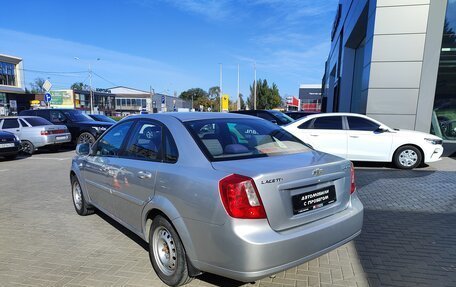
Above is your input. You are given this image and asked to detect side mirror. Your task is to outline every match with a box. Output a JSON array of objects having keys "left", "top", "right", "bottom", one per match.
[
  {"left": 75, "top": 143, "right": 90, "bottom": 156},
  {"left": 374, "top": 125, "right": 389, "bottom": 133}
]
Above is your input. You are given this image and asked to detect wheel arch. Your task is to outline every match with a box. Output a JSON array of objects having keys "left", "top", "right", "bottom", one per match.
[{"left": 392, "top": 143, "right": 425, "bottom": 164}]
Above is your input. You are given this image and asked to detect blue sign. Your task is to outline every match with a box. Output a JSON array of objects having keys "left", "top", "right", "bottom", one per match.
[
  {"left": 44, "top": 93, "right": 52, "bottom": 103},
  {"left": 161, "top": 95, "right": 165, "bottom": 104}
]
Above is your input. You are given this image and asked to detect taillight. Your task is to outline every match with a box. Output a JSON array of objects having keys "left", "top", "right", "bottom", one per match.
[
  {"left": 41, "top": 129, "right": 66, "bottom": 135},
  {"left": 350, "top": 162, "right": 356, "bottom": 194},
  {"left": 219, "top": 174, "right": 267, "bottom": 219}
]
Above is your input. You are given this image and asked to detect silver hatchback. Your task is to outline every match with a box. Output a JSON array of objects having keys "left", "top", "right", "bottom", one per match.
[{"left": 70, "top": 113, "right": 363, "bottom": 286}]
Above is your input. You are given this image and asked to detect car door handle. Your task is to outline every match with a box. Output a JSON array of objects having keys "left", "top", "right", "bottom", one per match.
[
  {"left": 310, "top": 134, "right": 319, "bottom": 137},
  {"left": 137, "top": 171, "right": 152, "bottom": 179},
  {"left": 349, "top": 135, "right": 359, "bottom": 138}
]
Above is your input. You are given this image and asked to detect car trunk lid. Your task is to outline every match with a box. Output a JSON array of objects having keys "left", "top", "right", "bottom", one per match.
[{"left": 211, "top": 151, "right": 353, "bottom": 231}]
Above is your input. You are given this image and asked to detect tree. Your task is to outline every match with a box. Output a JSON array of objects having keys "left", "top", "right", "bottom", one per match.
[
  {"left": 208, "top": 86, "right": 220, "bottom": 99},
  {"left": 248, "top": 79, "right": 282, "bottom": 110},
  {"left": 71, "top": 82, "right": 90, "bottom": 91},
  {"left": 29, "top": 77, "right": 46, "bottom": 93},
  {"left": 239, "top": 93, "right": 246, "bottom": 110},
  {"left": 179, "top": 88, "right": 210, "bottom": 110}
]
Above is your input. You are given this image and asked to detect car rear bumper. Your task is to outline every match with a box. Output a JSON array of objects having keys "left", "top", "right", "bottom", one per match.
[
  {"left": 182, "top": 193, "right": 364, "bottom": 282},
  {"left": 38, "top": 133, "right": 72, "bottom": 147}
]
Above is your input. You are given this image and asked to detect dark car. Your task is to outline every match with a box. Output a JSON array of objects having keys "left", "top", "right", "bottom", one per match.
[
  {"left": 231, "top": 110, "right": 294, "bottom": 126},
  {"left": 88, "top": 114, "right": 117, "bottom": 123},
  {"left": 19, "top": 109, "right": 113, "bottom": 144},
  {"left": 285, "top": 111, "right": 320, "bottom": 120},
  {"left": 0, "top": 130, "right": 21, "bottom": 160}
]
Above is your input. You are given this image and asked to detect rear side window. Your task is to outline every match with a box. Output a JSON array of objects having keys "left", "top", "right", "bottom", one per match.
[
  {"left": 347, "top": 116, "right": 380, "bottom": 131},
  {"left": 311, "top": 116, "right": 343, "bottom": 130},
  {"left": 19, "top": 119, "right": 29, "bottom": 127},
  {"left": 94, "top": 121, "right": 133, "bottom": 157},
  {"left": 298, "top": 120, "right": 313, "bottom": 129},
  {"left": 124, "top": 121, "right": 162, "bottom": 161},
  {"left": 24, "top": 117, "right": 53, "bottom": 127},
  {"left": 2, "top": 119, "right": 19, "bottom": 129},
  {"left": 164, "top": 130, "right": 178, "bottom": 163}
]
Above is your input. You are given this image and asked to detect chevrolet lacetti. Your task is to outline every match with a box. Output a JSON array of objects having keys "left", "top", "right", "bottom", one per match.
[{"left": 70, "top": 113, "right": 363, "bottom": 286}]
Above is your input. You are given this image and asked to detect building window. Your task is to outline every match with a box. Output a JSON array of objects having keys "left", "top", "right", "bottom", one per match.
[
  {"left": 0, "top": 62, "right": 16, "bottom": 86},
  {"left": 431, "top": 1, "right": 456, "bottom": 141}
]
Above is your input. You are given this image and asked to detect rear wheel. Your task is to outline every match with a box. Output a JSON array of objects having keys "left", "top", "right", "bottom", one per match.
[
  {"left": 149, "top": 215, "right": 192, "bottom": 286},
  {"left": 21, "top": 140, "right": 35, "bottom": 155},
  {"left": 71, "top": 175, "right": 94, "bottom": 216},
  {"left": 393, "top": 145, "right": 422, "bottom": 169},
  {"left": 77, "top": 132, "right": 96, "bottom": 145}
]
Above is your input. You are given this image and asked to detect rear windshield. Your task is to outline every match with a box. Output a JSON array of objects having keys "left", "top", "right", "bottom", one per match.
[
  {"left": 24, "top": 117, "right": 52, "bottom": 126},
  {"left": 184, "top": 118, "right": 311, "bottom": 161},
  {"left": 63, "top": 110, "right": 93, "bottom": 122},
  {"left": 269, "top": 110, "right": 294, "bottom": 125}
]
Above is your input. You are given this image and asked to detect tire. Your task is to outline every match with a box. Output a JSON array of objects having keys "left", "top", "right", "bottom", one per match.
[
  {"left": 71, "top": 175, "right": 94, "bottom": 216},
  {"left": 393, "top": 145, "right": 422, "bottom": 170},
  {"left": 21, "top": 140, "right": 35, "bottom": 155},
  {"left": 77, "top": 132, "right": 96, "bottom": 145},
  {"left": 149, "top": 215, "right": 192, "bottom": 286}
]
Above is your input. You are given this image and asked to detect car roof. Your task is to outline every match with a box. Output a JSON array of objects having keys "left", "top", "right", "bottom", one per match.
[{"left": 126, "top": 112, "right": 258, "bottom": 122}]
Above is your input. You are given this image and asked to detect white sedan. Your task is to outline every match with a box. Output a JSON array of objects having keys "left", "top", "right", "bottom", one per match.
[{"left": 284, "top": 113, "right": 444, "bottom": 169}]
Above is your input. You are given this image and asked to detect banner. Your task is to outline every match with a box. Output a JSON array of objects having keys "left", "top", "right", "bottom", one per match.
[{"left": 50, "top": 90, "right": 75, "bottom": 109}]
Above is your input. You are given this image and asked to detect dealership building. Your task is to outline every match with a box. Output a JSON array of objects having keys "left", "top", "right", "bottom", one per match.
[{"left": 322, "top": 0, "right": 456, "bottom": 155}]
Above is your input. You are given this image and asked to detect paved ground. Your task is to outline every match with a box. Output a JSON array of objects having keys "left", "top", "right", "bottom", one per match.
[{"left": 0, "top": 150, "right": 455, "bottom": 287}]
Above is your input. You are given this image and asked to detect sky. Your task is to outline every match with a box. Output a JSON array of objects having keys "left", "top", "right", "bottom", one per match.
[{"left": 0, "top": 0, "right": 338, "bottom": 99}]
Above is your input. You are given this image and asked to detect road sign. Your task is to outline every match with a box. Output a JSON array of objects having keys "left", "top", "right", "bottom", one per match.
[
  {"left": 161, "top": 95, "right": 166, "bottom": 104},
  {"left": 44, "top": 93, "right": 52, "bottom": 103},
  {"left": 42, "top": 80, "right": 52, "bottom": 92}
]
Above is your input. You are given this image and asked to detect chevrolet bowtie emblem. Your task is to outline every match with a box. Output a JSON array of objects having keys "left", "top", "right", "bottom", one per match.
[{"left": 312, "top": 168, "right": 324, "bottom": 176}]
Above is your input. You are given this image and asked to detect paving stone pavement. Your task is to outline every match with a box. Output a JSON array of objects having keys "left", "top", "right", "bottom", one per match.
[{"left": 0, "top": 151, "right": 454, "bottom": 287}]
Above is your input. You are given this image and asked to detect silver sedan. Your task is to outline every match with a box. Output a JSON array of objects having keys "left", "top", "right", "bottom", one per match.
[
  {"left": 0, "top": 116, "right": 71, "bottom": 154},
  {"left": 70, "top": 112, "right": 363, "bottom": 286}
]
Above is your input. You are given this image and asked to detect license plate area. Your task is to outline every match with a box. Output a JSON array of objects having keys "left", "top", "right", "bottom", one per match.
[
  {"left": 292, "top": 186, "right": 336, "bottom": 215},
  {"left": 0, "top": 143, "right": 15, "bottom": 148},
  {"left": 55, "top": 136, "right": 68, "bottom": 140}
]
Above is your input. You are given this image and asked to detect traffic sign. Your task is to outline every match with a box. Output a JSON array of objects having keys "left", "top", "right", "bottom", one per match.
[
  {"left": 161, "top": 95, "right": 166, "bottom": 104},
  {"left": 44, "top": 93, "right": 52, "bottom": 103},
  {"left": 42, "top": 80, "right": 52, "bottom": 92}
]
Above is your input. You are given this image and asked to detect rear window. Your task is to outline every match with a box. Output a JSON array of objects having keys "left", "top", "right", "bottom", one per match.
[
  {"left": 184, "top": 118, "right": 311, "bottom": 161},
  {"left": 23, "top": 117, "right": 52, "bottom": 126}
]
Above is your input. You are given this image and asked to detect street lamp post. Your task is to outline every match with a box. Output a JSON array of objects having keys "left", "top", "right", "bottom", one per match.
[{"left": 74, "top": 57, "right": 100, "bottom": 114}]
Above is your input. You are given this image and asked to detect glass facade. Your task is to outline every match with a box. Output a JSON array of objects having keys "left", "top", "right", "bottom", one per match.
[
  {"left": 431, "top": 1, "right": 456, "bottom": 141},
  {"left": 0, "top": 61, "right": 16, "bottom": 86}
]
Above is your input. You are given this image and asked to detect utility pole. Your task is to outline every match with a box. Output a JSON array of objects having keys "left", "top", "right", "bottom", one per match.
[
  {"left": 150, "top": 85, "right": 154, "bottom": 113},
  {"left": 254, "top": 62, "right": 257, "bottom": 110},
  {"left": 237, "top": 64, "right": 240, "bottom": 110},
  {"left": 89, "top": 63, "right": 93, "bottom": 114},
  {"left": 219, "top": 63, "right": 223, "bottom": 112}
]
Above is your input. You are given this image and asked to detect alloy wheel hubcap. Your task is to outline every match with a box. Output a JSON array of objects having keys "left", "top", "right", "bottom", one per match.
[
  {"left": 78, "top": 134, "right": 94, "bottom": 144},
  {"left": 153, "top": 226, "right": 177, "bottom": 276},
  {"left": 72, "top": 182, "right": 83, "bottom": 210},
  {"left": 22, "top": 142, "right": 31, "bottom": 153},
  {"left": 399, "top": 150, "right": 418, "bottom": 167}
]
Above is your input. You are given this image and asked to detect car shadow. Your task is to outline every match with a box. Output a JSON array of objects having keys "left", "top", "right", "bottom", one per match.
[
  {"left": 95, "top": 209, "right": 249, "bottom": 286},
  {"left": 353, "top": 161, "right": 430, "bottom": 170}
]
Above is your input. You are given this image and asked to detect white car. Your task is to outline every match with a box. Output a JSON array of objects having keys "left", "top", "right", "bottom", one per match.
[{"left": 284, "top": 113, "right": 444, "bottom": 169}]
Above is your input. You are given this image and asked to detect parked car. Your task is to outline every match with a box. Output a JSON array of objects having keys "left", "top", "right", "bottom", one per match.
[
  {"left": 0, "top": 116, "right": 72, "bottom": 154},
  {"left": 231, "top": 110, "right": 294, "bottom": 125},
  {"left": 71, "top": 112, "right": 363, "bottom": 286},
  {"left": 19, "top": 109, "right": 113, "bottom": 145},
  {"left": 285, "top": 111, "right": 320, "bottom": 120},
  {"left": 88, "top": 114, "right": 117, "bottom": 123},
  {"left": 0, "top": 130, "right": 21, "bottom": 160},
  {"left": 284, "top": 113, "right": 444, "bottom": 169}
]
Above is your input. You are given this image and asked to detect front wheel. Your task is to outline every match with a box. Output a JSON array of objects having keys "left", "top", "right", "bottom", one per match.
[
  {"left": 393, "top": 145, "right": 422, "bottom": 169},
  {"left": 149, "top": 215, "right": 192, "bottom": 286},
  {"left": 77, "top": 132, "right": 96, "bottom": 145},
  {"left": 71, "top": 176, "right": 94, "bottom": 216}
]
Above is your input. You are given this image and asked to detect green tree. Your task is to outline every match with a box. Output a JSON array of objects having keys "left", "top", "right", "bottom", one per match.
[
  {"left": 29, "top": 77, "right": 46, "bottom": 93},
  {"left": 179, "top": 88, "right": 210, "bottom": 110},
  {"left": 248, "top": 79, "right": 282, "bottom": 110},
  {"left": 71, "top": 82, "right": 90, "bottom": 90},
  {"left": 239, "top": 93, "right": 246, "bottom": 110}
]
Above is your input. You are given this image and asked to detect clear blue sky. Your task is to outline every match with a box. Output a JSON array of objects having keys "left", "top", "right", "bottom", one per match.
[{"left": 0, "top": 0, "right": 338, "bottom": 99}]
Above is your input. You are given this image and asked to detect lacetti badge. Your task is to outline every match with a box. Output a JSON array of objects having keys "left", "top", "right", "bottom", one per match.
[
  {"left": 312, "top": 168, "right": 324, "bottom": 176},
  {"left": 261, "top": 178, "right": 283, "bottom": 184}
]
